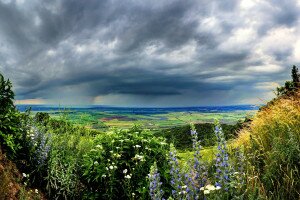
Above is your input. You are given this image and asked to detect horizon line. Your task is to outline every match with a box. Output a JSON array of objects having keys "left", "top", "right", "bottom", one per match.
[{"left": 15, "top": 103, "right": 261, "bottom": 109}]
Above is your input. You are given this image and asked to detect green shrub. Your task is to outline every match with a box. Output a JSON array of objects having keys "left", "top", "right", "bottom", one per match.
[
  {"left": 81, "top": 126, "right": 170, "bottom": 199},
  {"left": 0, "top": 73, "right": 30, "bottom": 159},
  {"left": 44, "top": 120, "right": 90, "bottom": 199},
  {"left": 34, "top": 112, "right": 50, "bottom": 125},
  {"left": 29, "top": 116, "right": 170, "bottom": 200}
]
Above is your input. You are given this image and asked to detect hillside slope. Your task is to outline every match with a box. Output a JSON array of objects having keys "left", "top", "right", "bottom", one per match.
[
  {"left": 234, "top": 90, "right": 300, "bottom": 199},
  {"left": 0, "top": 146, "right": 21, "bottom": 200},
  {"left": 0, "top": 146, "right": 45, "bottom": 200}
]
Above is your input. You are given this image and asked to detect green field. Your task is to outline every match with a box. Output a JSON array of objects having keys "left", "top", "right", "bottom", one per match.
[{"left": 45, "top": 110, "right": 255, "bottom": 130}]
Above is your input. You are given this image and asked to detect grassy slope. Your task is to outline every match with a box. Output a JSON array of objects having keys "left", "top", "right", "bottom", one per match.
[
  {"left": 234, "top": 90, "right": 300, "bottom": 199},
  {"left": 234, "top": 91, "right": 300, "bottom": 148}
]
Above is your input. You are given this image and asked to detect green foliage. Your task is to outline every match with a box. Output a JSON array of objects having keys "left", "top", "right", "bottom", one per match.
[
  {"left": 23, "top": 115, "right": 170, "bottom": 199},
  {"left": 0, "top": 73, "right": 15, "bottom": 113},
  {"left": 292, "top": 65, "right": 300, "bottom": 84},
  {"left": 239, "top": 89, "right": 300, "bottom": 199},
  {"left": 0, "top": 72, "right": 29, "bottom": 158},
  {"left": 276, "top": 65, "right": 300, "bottom": 96},
  {"left": 155, "top": 123, "right": 241, "bottom": 150},
  {"left": 34, "top": 112, "right": 50, "bottom": 125},
  {"left": 249, "top": 127, "right": 300, "bottom": 199},
  {"left": 46, "top": 135, "right": 82, "bottom": 199},
  {"left": 81, "top": 126, "right": 170, "bottom": 199},
  {"left": 43, "top": 118, "right": 92, "bottom": 199}
]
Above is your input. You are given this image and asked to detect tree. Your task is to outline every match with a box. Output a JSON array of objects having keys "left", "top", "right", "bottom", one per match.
[
  {"left": 0, "top": 72, "right": 23, "bottom": 157},
  {"left": 276, "top": 65, "right": 300, "bottom": 96},
  {"left": 0, "top": 73, "right": 15, "bottom": 113},
  {"left": 291, "top": 65, "right": 299, "bottom": 88}
]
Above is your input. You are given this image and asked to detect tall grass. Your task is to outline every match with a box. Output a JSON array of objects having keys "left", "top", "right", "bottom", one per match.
[{"left": 234, "top": 91, "right": 300, "bottom": 199}]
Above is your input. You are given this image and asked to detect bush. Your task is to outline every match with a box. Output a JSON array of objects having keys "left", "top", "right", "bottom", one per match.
[
  {"left": 81, "top": 126, "right": 170, "bottom": 199},
  {"left": 0, "top": 73, "right": 29, "bottom": 159},
  {"left": 25, "top": 115, "right": 171, "bottom": 199}
]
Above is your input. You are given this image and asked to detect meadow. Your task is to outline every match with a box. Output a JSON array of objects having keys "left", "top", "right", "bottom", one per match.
[
  {"left": 17, "top": 105, "right": 256, "bottom": 130},
  {"left": 63, "top": 111, "right": 253, "bottom": 130}
]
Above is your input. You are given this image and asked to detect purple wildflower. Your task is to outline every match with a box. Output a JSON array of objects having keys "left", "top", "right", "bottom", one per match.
[
  {"left": 214, "top": 121, "right": 231, "bottom": 191},
  {"left": 149, "top": 162, "right": 164, "bottom": 200},
  {"left": 169, "top": 144, "right": 184, "bottom": 199}
]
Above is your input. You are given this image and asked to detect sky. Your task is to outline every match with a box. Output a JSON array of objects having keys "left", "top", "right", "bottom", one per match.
[{"left": 0, "top": 0, "right": 300, "bottom": 107}]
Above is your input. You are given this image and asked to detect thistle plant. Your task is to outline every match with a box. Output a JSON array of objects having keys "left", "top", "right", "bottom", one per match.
[
  {"left": 28, "top": 126, "right": 51, "bottom": 167},
  {"left": 169, "top": 144, "right": 184, "bottom": 199},
  {"left": 191, "top": 125, "right": 207, "bottom": 196},
  {"left": 183, "top": 169, "right": 196, "bottom": 200},
  {"left": 231, "top": 147, "right": 246, "bottom": 198},
  {"left": 149, "top": 162, "right": 164, "bottom": 200},
  {"left": 214, "top": 121, "right": 231, "bottom": 192}
]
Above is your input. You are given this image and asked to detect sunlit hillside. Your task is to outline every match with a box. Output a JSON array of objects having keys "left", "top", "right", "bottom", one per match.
[{"left": 234, "top": 89, "right": 300, "bottom": 199}]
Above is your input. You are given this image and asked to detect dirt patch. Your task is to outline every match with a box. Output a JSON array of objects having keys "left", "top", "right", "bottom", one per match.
[
  {"left": 0, "top": 146, "right": 46, "bottom": 200},
  {"left": 0, "top": 147, "right": 21, "bottom": 200}
]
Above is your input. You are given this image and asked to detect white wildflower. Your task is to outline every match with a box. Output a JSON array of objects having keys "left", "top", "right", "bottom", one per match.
[
  {"left": 206, "top": 184, "right": 216, "bottom": 191},
  {"left": 125, "top": 174, "right": 131, "bottom": 179},
  {"left": 114, "top": 153, "right": 121, "bottom": 158}
]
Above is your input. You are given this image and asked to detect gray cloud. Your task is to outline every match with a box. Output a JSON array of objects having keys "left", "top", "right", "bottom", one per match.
[{"left": 0, "top": 0, "right": 299, "bottom": 106}]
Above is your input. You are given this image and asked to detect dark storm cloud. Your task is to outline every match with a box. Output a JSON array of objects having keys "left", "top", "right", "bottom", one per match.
[
  {"left": 0, "top": 0, "right": 299, "bottom": 106},
  {"left": 271, "top": 0, "right": 299, "bottom": 27}
]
